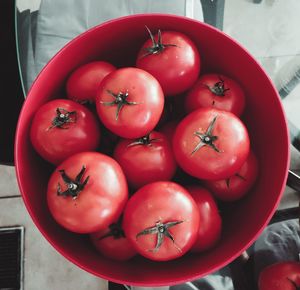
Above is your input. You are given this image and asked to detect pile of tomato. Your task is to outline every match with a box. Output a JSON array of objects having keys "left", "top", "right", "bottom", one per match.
[{"left": 30, "top": 27, "right": 259, "bottom": 262}]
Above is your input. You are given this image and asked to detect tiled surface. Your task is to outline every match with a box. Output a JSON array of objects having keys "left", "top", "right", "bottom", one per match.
[
  {"left": 0, "top": 166, "right": 20, "bottom": 197},
  {"left": 0, "top": 165, "right": 107, "bottom": 290}
]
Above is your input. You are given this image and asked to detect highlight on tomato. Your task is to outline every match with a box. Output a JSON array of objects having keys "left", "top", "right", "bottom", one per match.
[
  {"left": 173, "top": 107, "right": 250, "bottom": 180},
  {"left": 185, "top": 73, "right": 245, "bottom": 116},
  {"left": 30, "top": 99, "right": 101, "bottom": 165},
  {"left": 66, "top": 61, "right": 116, "bottom": 103},
  {"left": 47, "top": 152, "right": 128, "bottom": 234},
  {"left": 90, "top": 220, "right": 136, "bottom": 261},
  {"left": 258, "top": 261, "right": 300, "bottom": 290},
  {"left": 136, "top": 27, "right": 200, "bottom": 96},
  {"left": 122, "top": 181, "right": 200, "bottom": 261},
  {"left": 205, "top": 150, "right": 258, "bottom": 201},
  {"left": 113, "top": 131, "right": 177, "bottom": 189},
  {"left": 96, "top": 67, "right": 164, "bottom": 139},
  {"left": 186, "top": 186, "right": 222, "bottom": 252}
]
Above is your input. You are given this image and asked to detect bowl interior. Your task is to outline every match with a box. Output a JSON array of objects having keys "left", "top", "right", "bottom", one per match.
[{"left": 15, "top": 14, "right": 289, "bottom": 286}]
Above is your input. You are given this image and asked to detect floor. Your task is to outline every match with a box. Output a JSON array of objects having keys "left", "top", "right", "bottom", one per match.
[{"left": 2, "top": 0, "right": 300, "bottom": 290}]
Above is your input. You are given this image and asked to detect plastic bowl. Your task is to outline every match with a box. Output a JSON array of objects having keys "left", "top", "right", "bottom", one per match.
[{"left": 15, "top": 14, "right": 290, "bottom": 286}]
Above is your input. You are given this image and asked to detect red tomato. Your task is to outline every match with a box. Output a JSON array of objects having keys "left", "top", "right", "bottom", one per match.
[
  {"left": 96, "top": 67, "right": 164, "bottom": 138},
  {"left": 186, "top": 186, "right": 222, "bottom": 252},
  {"left": 47, "top": 152, "right": 128, "bottom": 234},
  {"left": 30, "top": 99, "right": 100, "bottom": 165},
  {"left": 136, "top": 28, "right": 200, "bottom": 96},
  {"left": 205, "top": 150, "right": 258, "bottom": 201},
  {"left": 159, "top": 121, "right": 198, "bottom": 187},
  {"left": 173, "top": 108, "right": 250, "bottom": 180},
  {"left": 123, "top": 181, "right": 200, "bottom": 261},
  {"left": 66, "top": 61, "right": 116, "bottom": 103},
  {"left": 90, "top": 222, "right": 136, "bottom": 261},
  {"left": 113, "top": 131, "right": 177, "bottom": 189},
  {"left": 185, "top": 74, "right": 245, "bottom": 116},
  {"left": 258, "top": 261, "right": 300, "bottom": 290}
]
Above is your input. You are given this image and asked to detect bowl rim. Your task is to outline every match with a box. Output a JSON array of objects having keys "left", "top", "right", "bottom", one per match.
[{"left": 14, "top": 13, "right": 290, "bottom": 286}]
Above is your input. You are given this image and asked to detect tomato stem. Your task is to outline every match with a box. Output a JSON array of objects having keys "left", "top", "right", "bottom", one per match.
[
  {"left": 100, "top": 90, "right": 139, "bottom": 120},
  {"left": 226, "top": 173, "right": 247, "bottom": 188},
  {"left": 203, "top": 75, "right": 230, "bottom": 97},
  {"left": 99, "top": 223, "right": 125, "bottom": 240},
  {"left": 236, "top": 173, "right": 247, "bottom": 181},
  {"left": 47, "top": 107, "right": 77, "bottom": 130},
  {"left": 57, "top": 166, "right": 89, "bottom": 199},
  {"left": 127, "top": 133, "right": 161, "bottom": 147},
  {"left": 136, "top": 219, "right": 183, "bottom": 253},
  {"left": 191, "top": 115, "right": 221, "bottom": 155},
  {"left": 140, "top": 26, "right": 177, "bottom": 58}
]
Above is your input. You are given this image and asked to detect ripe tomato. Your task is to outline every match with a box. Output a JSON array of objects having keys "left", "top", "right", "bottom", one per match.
[
  {"left": 258, "top": 261, "right": 300, "bottom": 290},
  {"left": 186, "top": 186, "right": 222, "bottom": 252},
  {"left": 122, "top": 181, "right": 200, "bottom": 261},
  {"left": 66, "top": 61, "right": 116, "bottom": 103},
  {"left": 184, "top": 74, "right": 245, "bottom": 116},
  {"left": 205, "top": 150, "right": 258, "bottom": 201},
  {"left": 96, "top": 67, "right": 164, "bottom": 138},
  {"left": 113, "top": 131, "right": 177, "bottom": 189},
  {"left": 47, "top": 152, "right": 128, "bottom": 234},
  {"left": 173, "top": 108, "right": 250, "bottom": 180},
  {"left": 90, "top": 222, "right": 136, "bottom": 261},
  {"left": 136, "top": 27, "right": 200, "bottom": 96},
  {"left": 30, "top": 99, "right": 100, "bottom": 165}
]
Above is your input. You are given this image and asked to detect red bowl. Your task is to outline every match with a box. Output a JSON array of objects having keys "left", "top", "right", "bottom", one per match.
[{"left": 15, "top": 14, "right": 290, "bottom": 286}]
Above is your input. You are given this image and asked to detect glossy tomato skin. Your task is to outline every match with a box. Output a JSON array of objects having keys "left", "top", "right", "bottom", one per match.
[
  {"left": 66, "top": 61, "right": 116, "bottom": 103},
  {"left": 96, "top": 67, "right": 164, "bottom": 139},
  {"left": 173, "top": 108, "right": 250, "bottom": 180},
  {"left": 136, "top": 30, "right": 200, "bottom": 96},
  {"left": 123, "top": 181, "right": 200, "bottom": 261},
  {"left": 185, "top": 74, "right": 245, "bottom": 116},
  {"left": 113, "top": 131, "right": 177, "bottom": 189},
  {"left": 30, "top": 99, "right": 100, "bottom": 165},
  {"left": 187, "top": 186, "right": 222, "bottom": 252},
  {"left": 258, "top": 261, "right": 300, "bottom": 290},
  {"left": 47, "top": 152, "right": 128, "bottom": 234},
  {"left": 205, "top": 150, "right": 258, "bottom": 201},
  {"left": 90, "top": 225, "right": 136, "bottom": 261}
]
